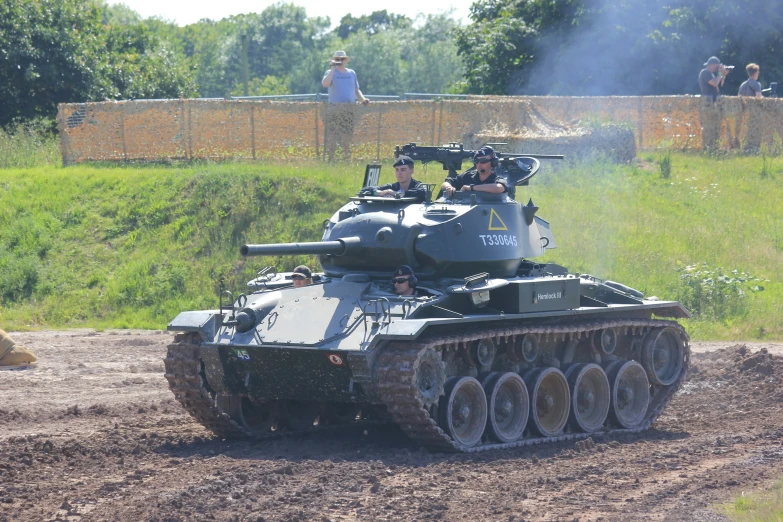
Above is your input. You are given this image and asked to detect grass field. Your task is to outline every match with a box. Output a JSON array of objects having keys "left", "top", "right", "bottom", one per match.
[
  {"left": 1, "top": 146, "right": 782, "bottom": 338},
  {"left": 722, "top": 481, "right": 783, "bottom": 521}
]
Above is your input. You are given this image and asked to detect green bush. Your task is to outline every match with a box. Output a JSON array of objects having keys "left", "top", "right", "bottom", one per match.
[
  {"left": 659, "top": 149, "right": 672, "bottom": 179},
  {"left": 676, "top": 263, "right": 766, "bottom": 321},
  {"left": 0, "top": 254, "right": 40, "bottom": 303}
]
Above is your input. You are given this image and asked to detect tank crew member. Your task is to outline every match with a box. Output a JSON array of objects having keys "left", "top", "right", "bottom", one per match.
[
  {"left": 391, "top": 265, "right": 417, "bottom": 296},
  {"left": 0, "top": 329, "right": 37, "bottom": 368},
  {"left": 440, "top": 145, "right": 508, "bottom": 197},
  {"left": 291, "top": 265, "right": 313, "bottom": 288},
  {"left": 362, "top": 156, "right": 425, "bottom": 198}
]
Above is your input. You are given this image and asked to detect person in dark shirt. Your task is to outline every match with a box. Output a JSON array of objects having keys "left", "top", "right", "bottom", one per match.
[
  {"left": 698, "top": 56, "right": 730, "bottom": 102},
  {"left": 738, "top": 63, "right": 762, "bottom": 98},
  {"left": 440, "top": 145, "right": 508, "bottom": 197},
  {"left": 365, "top": 155, "right": 425, "bottom": 198}
]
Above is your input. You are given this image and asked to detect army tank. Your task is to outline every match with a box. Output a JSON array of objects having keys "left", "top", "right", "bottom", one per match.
[{"left": 164, "top": 142, "right": 690, "bottom": 452}]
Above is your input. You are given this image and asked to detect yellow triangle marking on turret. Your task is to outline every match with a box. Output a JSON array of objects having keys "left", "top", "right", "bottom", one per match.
[{"left": 488, "top": 208, "right": 508, "bottom": 231}]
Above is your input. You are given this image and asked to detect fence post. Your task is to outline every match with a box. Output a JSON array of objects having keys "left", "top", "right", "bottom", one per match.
[
  {"left": 250, "top": 102, "right": 256, "bottom": 160},
  {"left": 180, "top": 100, "right": 187, "bottom": 160},
  {"left": 322, "top": 97, "right": 329, "bottom": 163},
  {"left": 315, "top": 94, "right": 320, "bottom": 160},
  {"left": 187, "top": 100, "right": 193, "bottom": 160},
  {"left": 437, "top": 100, "right": 444, "bottom": 146},
  {"left": 637, "top": 97, "right": 644, "bottom": 150},
  {"left": 376, "top": 102, "right": 384, "bottom": 162},
  {"left": 430, "top": 101, "right": 437, "bottom": 145},
  {"left": 120, "top": 103, "right": 128, "bottom": 162}
]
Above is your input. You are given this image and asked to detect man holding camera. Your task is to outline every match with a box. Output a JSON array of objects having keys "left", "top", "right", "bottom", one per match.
[
  {"left": 699, "top": 56, "right": 731, "bottom": 102},
  {"left": 321, "top": 51, "right": 369, "bottom": 162},
  {"left": 698, "top": 56, "right": 732, "bottom": 151}
]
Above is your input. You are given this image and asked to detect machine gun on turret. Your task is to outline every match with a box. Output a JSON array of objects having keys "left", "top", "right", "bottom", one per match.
[{"left": 394, "top": 142, "right": 564, "bottom": 188}]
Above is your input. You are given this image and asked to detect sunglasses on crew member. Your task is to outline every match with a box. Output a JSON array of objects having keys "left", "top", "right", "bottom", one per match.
[
  {"left": 474, "top": 157, "right": 492, "bottom": 164},
  {"left": 391, "top": 277, "right": 410, "bottom": 285}
]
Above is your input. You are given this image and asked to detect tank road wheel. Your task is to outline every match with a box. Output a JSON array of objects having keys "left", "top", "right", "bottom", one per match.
[
  {"left": 415, "top": 348, "right": 447, "bottom": 407},
  {"left": 523, "top": 367, "right": 570, "bottom": 437},
  {"left": 605, "top": 360, "right": 650, "bottom": 429},
  {"left": 483, "top": 372, "right": 529, "bottom": 443},
  {"left": 438, "top": 377, "right": 488, "bottom": 448},
  {"left": 472, "top": 338, "right": 496, "bottom": 371},
  {"left": 642, "top": 327, "right": 685, "bottom": 386},
  {"left": 281, "top": 400, "right": 322, "bottom": 431},
  {"left": 216, "top": 395, "right": 279, "bottom": 434},
  {"left": 564, "top": 364, "right": 610, "bottom": 433},
  {"left": 592, "top": 328, "right": 617, "bottom": 355},
  {"left": 509, "top": 334, "right": 539, "bottom": 363}
]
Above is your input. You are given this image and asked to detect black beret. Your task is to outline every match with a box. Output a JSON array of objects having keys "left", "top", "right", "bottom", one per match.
[
  {"left": 393, "top": 155, "right": 414, "bottom": 167},
  {"left": 473, "top": 145, "right": 495, "bottom": 160},
  {"left": 292, "top": 265, "right": 312, "bottom": 278},
  {"left": 394, "top": 265, "right": 414, "bottom": 277}
]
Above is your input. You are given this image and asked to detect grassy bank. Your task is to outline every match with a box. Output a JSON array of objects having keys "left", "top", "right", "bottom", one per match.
[{"left": 1, "top": 152, "right": 782, "bottom": 337}]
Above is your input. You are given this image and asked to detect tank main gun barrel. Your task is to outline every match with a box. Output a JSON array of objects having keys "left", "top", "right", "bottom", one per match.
[{"left": 241, "top": 237, "right": 361, "bottom": 257}]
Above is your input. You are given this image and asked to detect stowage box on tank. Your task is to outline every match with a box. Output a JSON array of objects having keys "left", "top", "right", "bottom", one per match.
[{"left": 164, "top": 142, "right": 690, "bottom": 452}]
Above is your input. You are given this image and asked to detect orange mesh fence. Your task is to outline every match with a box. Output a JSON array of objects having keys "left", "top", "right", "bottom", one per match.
[{"left": 57, "top": 96, "right": 783, "bottom": 164}]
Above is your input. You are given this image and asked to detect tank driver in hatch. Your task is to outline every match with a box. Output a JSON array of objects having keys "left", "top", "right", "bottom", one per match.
[
  {"left": 391, "top": 265, "right": 417, "bottom": 296},
  {"left": 362, "top": 155, "right": 425, "bottom": 199}
]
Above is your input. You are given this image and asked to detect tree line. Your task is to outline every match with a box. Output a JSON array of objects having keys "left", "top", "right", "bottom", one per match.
[{"left": 2, "top": 0, "right": 781, "bottom": 130}]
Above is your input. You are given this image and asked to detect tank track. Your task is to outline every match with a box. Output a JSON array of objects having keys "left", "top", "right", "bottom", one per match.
[
  {"left": 164, "top": 333, "right": 381, "bottom": 439},
  {"left": 164, "top": 333, "right": 250, "bottom": 438},
  {"left": 377, "top": 318, "right": 690, "bottom": 452}
]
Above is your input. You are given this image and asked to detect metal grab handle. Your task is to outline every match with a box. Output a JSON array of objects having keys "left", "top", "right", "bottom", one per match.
[{"left": 401, "top": 300, "right": 413, "bottom": 319}]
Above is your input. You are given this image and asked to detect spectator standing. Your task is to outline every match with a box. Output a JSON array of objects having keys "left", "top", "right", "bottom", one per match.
[
  {"left": 698, "top": 56, "right": 731, "bottom": 151},
  {"left": 699, "top": 56, "right": 730, "bottom": 101},
  {"left": 739, "top": 64, "right": 762, "bottom": 98},
  {"left": 321, "top": 51, "right": 369, "bottom": 162},
  {"left": 739, "top": 64, "right": 763, "bottom": 152}
]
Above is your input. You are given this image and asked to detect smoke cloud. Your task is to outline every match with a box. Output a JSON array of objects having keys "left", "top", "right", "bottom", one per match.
[{"left": 509, "top": 0, "right": 783, "bottom": 96}]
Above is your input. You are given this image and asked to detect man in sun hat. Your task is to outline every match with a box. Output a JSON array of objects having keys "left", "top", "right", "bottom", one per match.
[
  {"left": 291, "top": 265, "right": 313, "bottom": 288},
  {"left": 321, "top": 51, "right": 369, "bottom": 162},
  {"left": 698, "top": 56, "right": 731, "bottom": 151},
  {"left": 0, "top": 329, "right": 37, "bottom": 368}
]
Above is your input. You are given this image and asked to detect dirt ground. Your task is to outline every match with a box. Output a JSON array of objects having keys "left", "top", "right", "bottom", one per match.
[{"left": 2, "top": 331, "right": 783, "bottom": 522}]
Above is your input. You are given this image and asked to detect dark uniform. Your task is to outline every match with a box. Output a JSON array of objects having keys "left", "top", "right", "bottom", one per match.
[
  {"left": 444, "top": 170, "right": 508, "bottom": 193},
  {"left": 374, "top": 178, "right": 425, "bottom": 198},
  {"left": 361, "top": 155, "right": 426, "bottom": 199}
]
